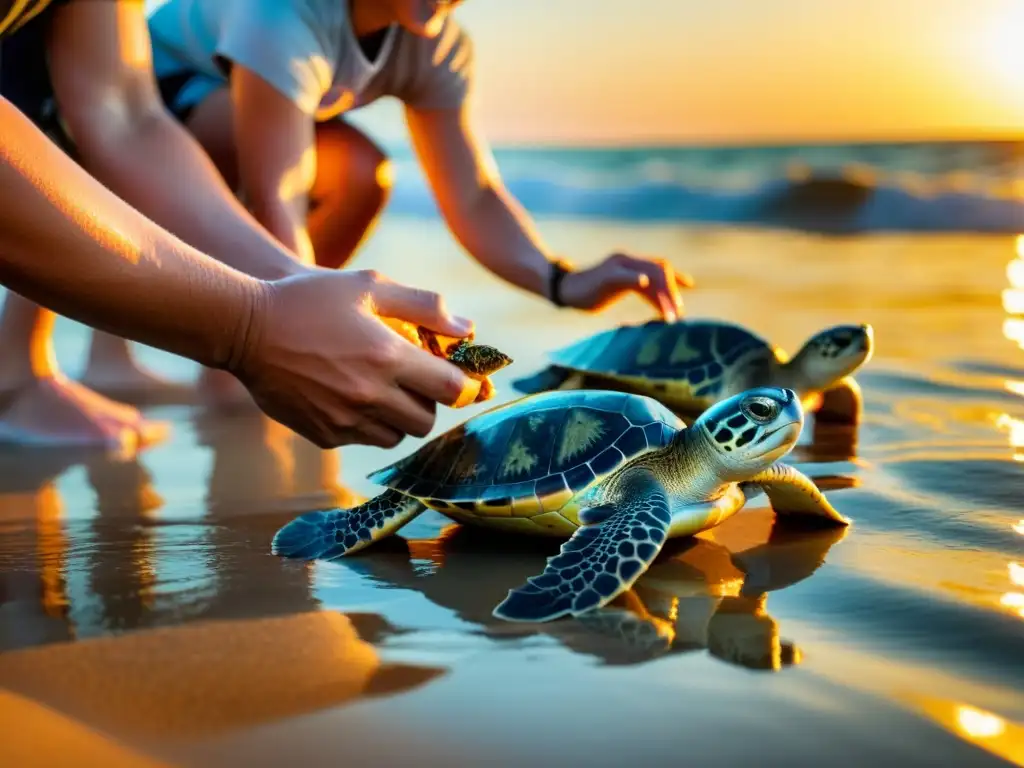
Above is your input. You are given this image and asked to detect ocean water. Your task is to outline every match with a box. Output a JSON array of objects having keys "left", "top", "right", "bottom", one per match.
[
  {"left": 385, "top": 140, "right": 1024, "bottom": 233},
  {"left": 0, "top": 146, "right": 1023, "bottom": 765}
]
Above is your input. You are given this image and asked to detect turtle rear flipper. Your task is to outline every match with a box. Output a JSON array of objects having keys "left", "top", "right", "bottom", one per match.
[
  {"left": 272, "top": 489, "right": 426, "bottom": 560},
  {"left": 742, "top": 463, "right": 850, "bottom": 526},
  {"left": 511, "top": 366, "right": 573, "bottom": 395},
  {"left": 493, "top": 470, "right": 672, "bottom": 623}
]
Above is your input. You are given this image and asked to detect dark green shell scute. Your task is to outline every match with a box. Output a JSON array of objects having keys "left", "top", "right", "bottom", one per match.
[
  {"left": 564, "top": 463, "right": 598, "bottom": 492},
  {"left": 367, "top": 390, "right": 680, "bottom": 503},
  {"left": 616, "top": 426, "right": 650, "bottom": 457},
  {"left": 622, "top": 392, "right": 660, "bottom": 424},
  {"left": 643, "top": 422, "right": 664, "bottom": 445},
  {"left": 548, "top": 320, "right": 767, "bottom": 383},
  {"left": 406, "top": 479, "right": 440, "bottom": 498},
  {"left": 534, "top": 472, "right": 571, "bottom": 499},
  {"left": 482, "top": 494, "right": 514, "bottom": 507},
  {"left": 590, "top": 446, "right": 625, "bottom": 476}
]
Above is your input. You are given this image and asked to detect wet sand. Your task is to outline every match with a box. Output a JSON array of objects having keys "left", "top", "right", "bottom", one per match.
[{"left": 1, "top": 215, "right": 1022, "bottom": 767}]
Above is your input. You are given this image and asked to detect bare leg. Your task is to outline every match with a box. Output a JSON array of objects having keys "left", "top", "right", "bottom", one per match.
[
  {"left": 306, "top": 119, "right": 392, "bottom": 270},
  {"left": 291, "top": 432, "right": 362, "bottom": 509},
  {"left": 79, "top": 330, "right": 194, "bottom": 405},
  {"left": 183, "top": 91, "right": 391, "bottom": 408},
  {"left": 0, "top": 292, "right": 167, "bottom": 451},
  {"left": 180, "top": 89, "right": 254, "bottom": 409}
]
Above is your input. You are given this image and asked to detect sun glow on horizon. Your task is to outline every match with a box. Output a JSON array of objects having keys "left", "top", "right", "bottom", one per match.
[
  {"left": 978, "top": 6, "right": 1024, "bottom": 100},
  {"left": 444, "top": 0, "right": 1024, "bottom": 144}
]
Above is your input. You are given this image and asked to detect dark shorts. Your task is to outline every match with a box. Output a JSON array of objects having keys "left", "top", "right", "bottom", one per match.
[
  {"left": 156, "top": 70, "right": 203, "bottom": 123},
  {"left": 0, "top": 0, "right": 216, "bottom": 150},
  {"left": 0, "top": 0, "right": 75, "bottom": 153},
  {"left": 150, "top": 39, "right": 226, "bottom": 124}
]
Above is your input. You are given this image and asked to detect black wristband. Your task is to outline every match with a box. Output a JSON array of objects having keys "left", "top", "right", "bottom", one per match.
[{"left": 548, "top": 259, "right": 573, "bottom": 307}]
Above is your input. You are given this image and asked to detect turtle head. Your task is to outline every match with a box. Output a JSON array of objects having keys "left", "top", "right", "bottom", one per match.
[
  {"left": 447, "top": 342, "right": 513, "bottom": 379},
  {"left": 782, "top": 323, "right": 873, "bottom": 392},
  {"left": 693, "top": 387, "right": 804, "bottom": 480}
]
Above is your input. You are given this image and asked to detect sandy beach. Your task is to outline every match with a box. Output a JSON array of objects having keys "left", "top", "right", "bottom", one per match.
[{"left": 1, "top": 214, "right": 1022, "bottom": 766}]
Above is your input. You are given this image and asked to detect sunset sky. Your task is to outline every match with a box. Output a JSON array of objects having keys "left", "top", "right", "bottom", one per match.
[{"left": 350, "top": 0, "right": 1024, "bottom": 145}]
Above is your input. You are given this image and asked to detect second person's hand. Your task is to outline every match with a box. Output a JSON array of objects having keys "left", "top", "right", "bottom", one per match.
[
  {"left": 230, "top": 268, "right": 482, "bottom": 448},
  {"left": 559, "top": 251, "right": 694, "bottom": 321}
]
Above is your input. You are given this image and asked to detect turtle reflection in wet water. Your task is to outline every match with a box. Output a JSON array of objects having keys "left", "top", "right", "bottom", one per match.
[{"left": 337, "top": 512, "right": 847, "bottom": 670}]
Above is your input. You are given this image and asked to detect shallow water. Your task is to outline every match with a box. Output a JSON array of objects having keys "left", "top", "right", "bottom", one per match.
[
  {"left": 1, "top": 217, "right": 1023, "bottom": 767},
  {"left": 384, "top": 140, "right": 1024, "bottom": 233}
]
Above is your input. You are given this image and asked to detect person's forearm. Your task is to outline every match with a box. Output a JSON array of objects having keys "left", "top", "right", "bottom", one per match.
[
  {"left": 65, "top": 103, "right": 305, "bottom": 280},
  {"left": 446, "top": 185, "right": 557, "bottom": 299},
  {"left": 247, "top": 193, "right": 316, "bottom": 267},
  {"left": 0, "top": 97, "right": 263, "bottom": 370}
]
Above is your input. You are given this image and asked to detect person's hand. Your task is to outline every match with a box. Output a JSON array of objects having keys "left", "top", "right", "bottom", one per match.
[
  {"left": 231, "top": 269, "right": 482, "bottom": 449},
  {"left": 559, "top": 252, "right": 694, "bottom": 321}
]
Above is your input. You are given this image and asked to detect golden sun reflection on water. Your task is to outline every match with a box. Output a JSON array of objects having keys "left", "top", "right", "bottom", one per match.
[
  {"left": 1002, "top": 562, "right": 1024, "bottom": 619},
  {"left": 994, "top": 414, "right": 1024, "bottom": 461},
  {"left": 1002, "top": 235, "right": 1024, "bottom": 349},
  {"left": 902, "top": 695, "right": 1024, "bottom": 766},
  {"left": 1001, "top": 238, "right": 1024, "bottom": 618},
  {"left": 957, "top": 705, "right": 1006, "bottom": 739}
]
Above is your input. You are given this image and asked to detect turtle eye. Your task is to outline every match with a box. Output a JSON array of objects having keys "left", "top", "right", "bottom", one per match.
[{"left": 741, "top": 397, "right": 777, "bottom": 423}]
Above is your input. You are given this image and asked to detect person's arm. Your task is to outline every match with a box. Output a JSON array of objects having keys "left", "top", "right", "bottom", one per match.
[
  {"left": 229, "top": 64, "right": 317, "bottom": 266},
  {"left": 0, "top": 96, "right": 257, "bottom": 369},
  {"left": 44, "top": 0, "right": 304, "bottom": 279},
  {"left": 405, "top": 104, "right": 692, "bottom": 319},
  {"left": 0, "top": 96, "right": 481, "bottom": 449}
]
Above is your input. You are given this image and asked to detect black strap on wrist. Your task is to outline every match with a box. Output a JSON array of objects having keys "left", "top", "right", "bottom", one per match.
[{"left": 548, "top": 259, "right": 573, "bottom": 307}]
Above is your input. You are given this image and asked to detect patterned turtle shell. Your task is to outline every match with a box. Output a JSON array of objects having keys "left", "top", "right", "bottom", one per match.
[
  {"left": 547, "top": 320, "right": 775, "bottom": 401},
  {"left": 368, "top": 390, "right": 682, "bottom": 514}
]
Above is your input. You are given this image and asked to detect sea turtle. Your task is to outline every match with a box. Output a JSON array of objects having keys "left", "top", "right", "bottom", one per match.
[
  {"left": 393, "top": 322, "right": 512, "bottom": 403},
  {"left": 512, "top": 319, "right": 873, "bottom": 418},
  {"left": 271, "top": 386, "right": 850, "bottom": 623}
]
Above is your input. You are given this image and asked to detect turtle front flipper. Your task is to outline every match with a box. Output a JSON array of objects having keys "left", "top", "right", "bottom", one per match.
[
  {"left": 814, "top": 376, "right": 864, "bottom": 425},
  {"left": 271, "top": 489, "right": 427, "bottom": 560},
  {"left": 511, "top": 366, "right": 573, "bottom": 395},
  {"left": 742, "top": 463, "right": 850, "bottom": 526},
  {"left": 493, "top": 470, "right": 672, "bottom": 623}
]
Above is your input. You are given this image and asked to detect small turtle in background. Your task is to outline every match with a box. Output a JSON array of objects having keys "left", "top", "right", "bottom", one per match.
[
  {"left": 513, "top": 319, "right": 873, "bottom": 423},
  {"left": 271, "top": 387, "right": 849, "bottom": 623},
  {"left": 385, "top": 319, "right": 513, "bottom": 404}
]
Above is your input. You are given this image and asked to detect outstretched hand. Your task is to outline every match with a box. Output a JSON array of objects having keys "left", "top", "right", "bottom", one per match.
[
  {"left": 231, "top": 269, "right": 482, "bottom": 449},
  {"left": 559, "top": 252, "right": 694, "bottom": 321}
]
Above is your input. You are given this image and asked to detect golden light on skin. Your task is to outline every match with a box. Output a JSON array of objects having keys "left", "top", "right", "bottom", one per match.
[{"left": 277, "top": 146, "right": 318, "bottom": 207}]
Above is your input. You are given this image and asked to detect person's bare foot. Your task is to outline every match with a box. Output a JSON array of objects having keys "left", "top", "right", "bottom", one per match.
[
  {"left": 291, "top": 434, "right": 361, "bottom": 509},
  {"left": 0, "top": 376, "right": 170, "bottom": 453},
  {"left": 78, "top": 358, "right": 195, "bottom": 407},
  {"left": 197, "top": 367, "right": 257, "bottom": 411},
  {"left": 78, "top": 330, "right": 195, "bottom": 406}
]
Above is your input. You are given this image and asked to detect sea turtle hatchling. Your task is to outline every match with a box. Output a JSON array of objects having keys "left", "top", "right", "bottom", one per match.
[
  {"left": 271, "top": 387, "right": 850, "bottom": 623},
  {"left": 512, "top": 319, "right": 873, "bottom": 418},
  {"left": 389, "top": 321, "right": 513, "bottom": 404}
]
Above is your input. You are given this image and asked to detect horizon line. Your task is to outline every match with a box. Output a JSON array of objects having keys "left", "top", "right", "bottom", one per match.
[{"left": 373, "top": 128, "right": 1024, "bottom": 152}]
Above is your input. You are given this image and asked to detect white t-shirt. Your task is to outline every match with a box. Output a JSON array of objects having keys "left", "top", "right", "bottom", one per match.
[{"left": 147, "top": 0, "right": 474, "bottom": 119}]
